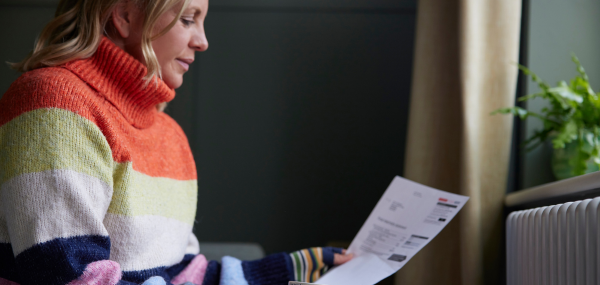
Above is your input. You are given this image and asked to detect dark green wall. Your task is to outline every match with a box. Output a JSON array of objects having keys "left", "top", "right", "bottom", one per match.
[{"left": 0, "top": 0, "right": 416, "bottom": 255}]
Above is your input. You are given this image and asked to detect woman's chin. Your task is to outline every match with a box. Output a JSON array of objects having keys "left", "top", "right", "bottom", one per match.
[{"left": 163, "top": 75, "right": 183, "bottom": 89}]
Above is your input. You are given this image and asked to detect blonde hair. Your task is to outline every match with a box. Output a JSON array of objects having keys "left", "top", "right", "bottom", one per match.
[{"left": 11, "top": 0, "right": 191, "bottom": 81}]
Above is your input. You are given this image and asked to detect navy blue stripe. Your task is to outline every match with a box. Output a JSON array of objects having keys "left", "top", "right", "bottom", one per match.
[
  {"left": 117, "top": 280, "right": 140, "bottom": 285},
  {"left": 121, "top": 254, "right": 195, "bottom": 285},
  {"left": 308, "top": 249, "right": 318, "bottom": 282},
  {"left": 14, "top": 235, "right": 110, "bottom": 285},
  {"left": 7, "top": 235, "right": 197, "bottom": 285},
  {"left": 201, "top": 260, "right": 221, "bottom": 285},
  {"left": 0, "top": 243, "right": 18, "bottom": 282},
  {"left": 242, "top": 253, "right": 292, "bottom": 285},
  {"left": 122, "top": 267, "right": 170, "bottom": 284}
]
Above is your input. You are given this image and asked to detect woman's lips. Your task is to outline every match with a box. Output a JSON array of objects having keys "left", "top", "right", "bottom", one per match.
[{"left": 176, "top": 59, "right": 192, "bottom": 71}]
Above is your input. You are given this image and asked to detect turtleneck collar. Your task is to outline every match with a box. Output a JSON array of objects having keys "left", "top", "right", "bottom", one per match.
[{"left": 63, "top": 37, "right": 175, "bottom": 129}]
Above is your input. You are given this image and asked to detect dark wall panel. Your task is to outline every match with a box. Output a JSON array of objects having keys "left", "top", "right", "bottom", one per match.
[
  {"left": 0, "top": 6, "right": 55, "bottom": 95},
  {"left": 166, "top": 8, "right": 416, "bottom": 253}
]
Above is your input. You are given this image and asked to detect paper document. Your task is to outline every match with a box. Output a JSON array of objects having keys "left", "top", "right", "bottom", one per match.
[{"left": 316, "top": 176, "right": 469, "bottom": 285}]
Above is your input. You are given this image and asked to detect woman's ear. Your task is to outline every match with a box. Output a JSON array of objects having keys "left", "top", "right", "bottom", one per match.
[{"left": 111, "top": 1, "right": 133, "bottom": 38}]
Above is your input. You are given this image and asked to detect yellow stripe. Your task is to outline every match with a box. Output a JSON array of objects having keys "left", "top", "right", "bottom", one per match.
[
  {"left": 302, "top": 249, "right": 313, "bottom": 282},
  {"left": 0, "top": 108, "right": 114, "bottom": 185},
  {"left": 109, "top": 162, "right": 197, "bottom": 225},
  {"left": 311, "top": 247, "right": 323, "bottom": 281},
  {"left": 1, "top": 108, "right": 198, "bottom": 225}
]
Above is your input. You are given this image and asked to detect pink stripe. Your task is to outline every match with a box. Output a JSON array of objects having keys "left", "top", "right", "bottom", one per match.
[
  {"left": 67, "top": 260, "right": 122, "bottom": 285},
  {"left": 0, "top": 278, "right": 19, "bottom": 285},
  {"left": 171, "top": 254, "right": 208, "bottom": 285}
]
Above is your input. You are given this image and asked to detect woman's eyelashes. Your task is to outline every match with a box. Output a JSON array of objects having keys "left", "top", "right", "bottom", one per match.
[{"left": 180, "top": 17, "right": 195, "bottom": 27}]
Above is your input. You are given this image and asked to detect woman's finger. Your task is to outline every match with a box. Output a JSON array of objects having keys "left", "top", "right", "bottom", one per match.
[{"left": 333, "top": 252, "right": 353, "bottom": 265}]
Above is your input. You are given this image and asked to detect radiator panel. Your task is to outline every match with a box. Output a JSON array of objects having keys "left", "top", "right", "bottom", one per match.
[{"left": 507, "top": 197, "right": 600, "bottom": 285}]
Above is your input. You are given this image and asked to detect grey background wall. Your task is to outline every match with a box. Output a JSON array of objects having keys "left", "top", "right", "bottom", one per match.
[
  {"left": 521, "top": 0, "right": 600, "bottom": 189},
  {"left": 0, "top": 0, "right": 416, "bottom": 266}
]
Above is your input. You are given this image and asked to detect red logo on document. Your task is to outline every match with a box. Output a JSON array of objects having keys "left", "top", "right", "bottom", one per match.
[{"left": 439, "top": 198, "right": 448, "bottom": 202}]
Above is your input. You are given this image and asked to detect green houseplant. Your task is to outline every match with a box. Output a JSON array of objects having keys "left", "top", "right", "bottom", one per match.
[{"left": 493, "top": 55, "right": 600, "bottom": 180}]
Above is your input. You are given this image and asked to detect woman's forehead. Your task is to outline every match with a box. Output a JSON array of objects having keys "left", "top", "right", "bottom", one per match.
[{"left": 185, "top": 0, "right": 208, "bottom": 13}]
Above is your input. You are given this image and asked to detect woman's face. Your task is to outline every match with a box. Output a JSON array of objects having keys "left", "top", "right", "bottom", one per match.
[{"left": 152, "top": 0, "right": 209, "bottom": 89}]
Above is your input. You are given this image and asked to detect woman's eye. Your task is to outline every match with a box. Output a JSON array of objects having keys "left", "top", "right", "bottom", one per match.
[{"left": 181, "top": 18, "right": 194, "bottom": 26}]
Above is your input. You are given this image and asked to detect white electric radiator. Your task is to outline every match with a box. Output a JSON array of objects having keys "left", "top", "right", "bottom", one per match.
[{"left": 506, "top": 197, "right": 600, "bottom": 285}]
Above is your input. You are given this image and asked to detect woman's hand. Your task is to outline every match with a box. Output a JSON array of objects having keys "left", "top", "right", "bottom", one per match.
[
  {"left": 289, "top": 247, "right": 354, "bottom": 283},
  {"left": 333, "top": 249, "right": 353, "bottom": 265}
]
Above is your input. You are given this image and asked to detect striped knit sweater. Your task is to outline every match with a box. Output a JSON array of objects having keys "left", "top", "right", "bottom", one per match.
[{"left": 0, "top": 37, "right": 338, "bottom": 285}]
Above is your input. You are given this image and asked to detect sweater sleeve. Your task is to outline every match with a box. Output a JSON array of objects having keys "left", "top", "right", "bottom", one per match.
[
  {"left": 168, "top": 247, "right": 342, "bottom": 285},
  {"left": 169, "top": 253, "right": 291, "bottom": 285},
  {"left": 0, "top": 108, "right": 119, "bottom": 285}
]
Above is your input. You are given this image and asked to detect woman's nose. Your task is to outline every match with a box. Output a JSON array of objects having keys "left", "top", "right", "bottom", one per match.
[{"left": 191, "top": 27, "right": 209, "bottom": 52}]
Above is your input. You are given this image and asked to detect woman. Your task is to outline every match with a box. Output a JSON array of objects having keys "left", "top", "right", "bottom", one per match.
[{"left": 0, "top": 0, "right": 352, "bottom": 284}]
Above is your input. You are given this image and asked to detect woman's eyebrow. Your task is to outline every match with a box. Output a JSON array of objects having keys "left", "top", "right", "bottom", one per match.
[{"left": 184, "top": 6, "right": 202, "bottom": 16}]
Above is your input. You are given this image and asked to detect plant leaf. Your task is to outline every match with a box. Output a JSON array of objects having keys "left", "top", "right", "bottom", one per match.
[
  {"left": 572, "top": 54, "right": 590, "bottom": 82},
  {"left": 490, "top": 107, "right": 528, "bottom": 119},
  {"left": 548, "top": 81, "right": 583, "bottom": 105},
  {"left": 552, "top": 120, "right": 578, "bottom": 149},
  {"left": 518, "top": 64, "right": 550, "bottom": 91}
]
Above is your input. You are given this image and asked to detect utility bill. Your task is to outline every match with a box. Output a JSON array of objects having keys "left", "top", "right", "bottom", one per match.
[{"left": 316, "top": 176, "right": 469, "bottom": 285}]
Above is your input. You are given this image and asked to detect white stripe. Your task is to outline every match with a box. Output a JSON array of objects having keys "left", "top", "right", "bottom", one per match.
[
  {"left": 317, "top": 247, "right": 322, "bottom": 264},
  {"left": 104, "top": 213, "right": 192, "bottom": 271},
  {"left": 185, "top": 233, "right": 200, "bottom": 255},
  {"left": 1, "top": 169, "right": 112, "bottom": 255},
  {"left": 302, "top": 250, "right": 310, "bottom": 282},
  {"left": 290, "top": 253, "right": 298, "bottom": 280},
  {"left": 298, "top": 251, "right": 308, "bottom": 281}
]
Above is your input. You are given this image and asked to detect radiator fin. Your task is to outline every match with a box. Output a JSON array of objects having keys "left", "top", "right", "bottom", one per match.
[{"left": 507, "top": 197, "right": 600, "bottom": 285}]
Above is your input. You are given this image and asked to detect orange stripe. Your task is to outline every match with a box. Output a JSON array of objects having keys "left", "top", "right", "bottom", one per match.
[{"left": 0, "top": 68, "right": 196, "bottom": 180}]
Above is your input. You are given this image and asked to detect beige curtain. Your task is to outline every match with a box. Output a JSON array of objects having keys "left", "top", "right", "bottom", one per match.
[{"left": 395, "top": 0, "right": 522, "bottom": 284}]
